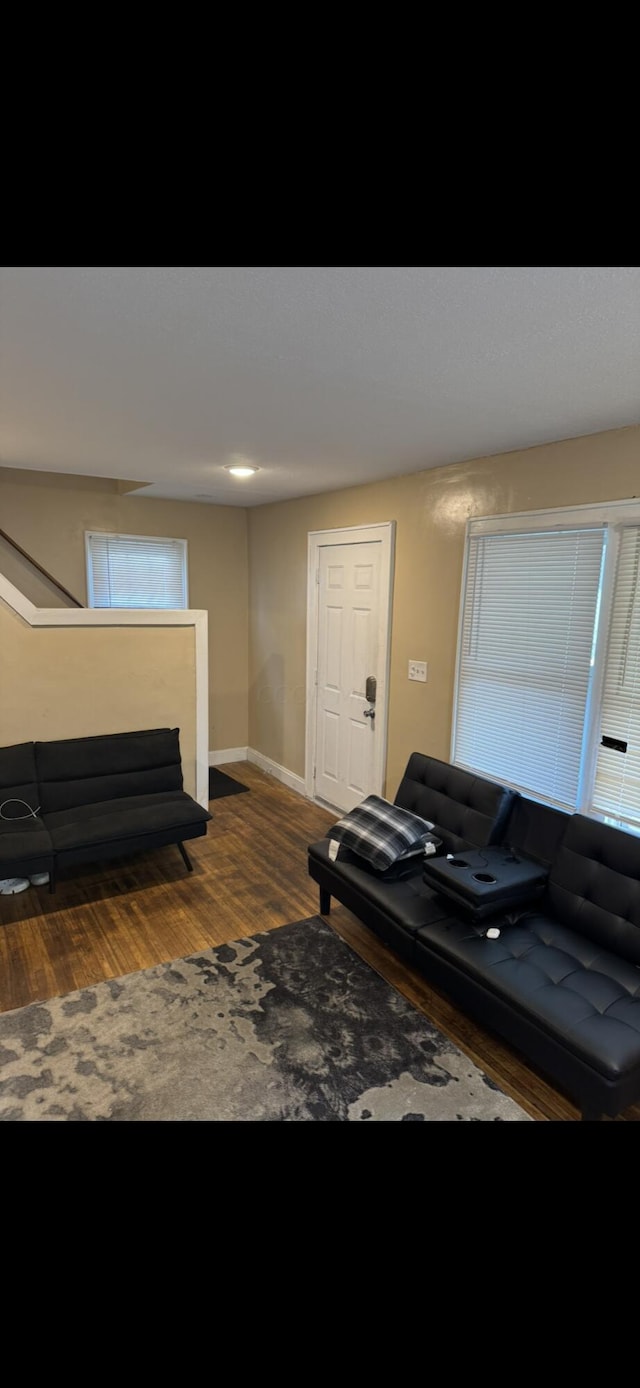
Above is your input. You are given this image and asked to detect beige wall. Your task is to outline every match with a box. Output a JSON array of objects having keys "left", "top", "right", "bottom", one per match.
[
  {"left": 3, "top": 426, "right": 639, "bottom": 802},
  {"left": 0, "top": 532, "right": 72, "bottom": 608},
  {"left": 248, "top": 424, "right": 640, "bottom": 799},
  {"left": 0, "top": 600, "right": 198, "bottom": 797},
  {"left": 0, "top": 468, "right": 249, "bottom": 751}
]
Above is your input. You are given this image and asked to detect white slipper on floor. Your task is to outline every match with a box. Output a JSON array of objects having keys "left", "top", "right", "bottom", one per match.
[
  {"left": 29, "top": 872, "right": 50, "bottom": 886},
  {"left": 0, "top": 877, "right": 30, "bottom": 895}
]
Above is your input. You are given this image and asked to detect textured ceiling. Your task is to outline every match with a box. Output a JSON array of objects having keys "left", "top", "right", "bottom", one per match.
[{"left": 1, "top": 265, "right": 639, "bottom": 507}]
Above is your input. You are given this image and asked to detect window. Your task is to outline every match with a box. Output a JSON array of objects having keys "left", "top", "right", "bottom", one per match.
[
  {"left": 451, "top": 500, "right": 640, "bottom": 830},
  {"left": 85, "top": 532, "right": 188, "bottom": 609},
  {"left": 591, "top": 525, "right": 640, "bottom": 826}
]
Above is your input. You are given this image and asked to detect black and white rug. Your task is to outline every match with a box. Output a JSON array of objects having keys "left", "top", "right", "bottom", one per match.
[{"left": 0, "top": 916, "right": 532, "bottom": 1121}]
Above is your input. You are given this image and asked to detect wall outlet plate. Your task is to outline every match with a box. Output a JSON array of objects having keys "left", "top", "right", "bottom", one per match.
[{"left": 408, "top": 660, "right": 427, "bottom": 682}]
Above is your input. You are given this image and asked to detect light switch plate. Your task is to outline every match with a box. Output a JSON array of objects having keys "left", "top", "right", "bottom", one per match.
[{"left": 408, "top": 660, "right": 427, "bottom": 682}]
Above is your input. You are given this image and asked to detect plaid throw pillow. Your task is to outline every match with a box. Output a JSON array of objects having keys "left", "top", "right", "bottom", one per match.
[{"left": 328, "top": 795, "right": 440, "bottom": 871}]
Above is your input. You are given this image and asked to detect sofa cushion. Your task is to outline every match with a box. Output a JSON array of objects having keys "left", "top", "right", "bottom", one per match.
[
  {"left": 309, "top": 838, "right": 454, "bottom": 933},
  {"left": 503, "top": 795, "right": 570, "bottom": 866},
  {"left": 0, "top": 815, "right": 53, "bottom": 872},
  {"left": 0, "top": 740, "right": 40, "bottom": 820},
  {"left": 0, "top": 741, "right": 52, "bottom": 874},
  {"left": 545, "top": 813, "right": 640, "bottom": 965},
  {"left": 393, "top": 753, "right": 515, "bottom": 854},
  {"left": 415, "top": 910, "right": 640, "bottom": 1084},
  {"left": 45, "top": 790, "right": 211, "bottom": 854},
  {"left": 35, "top": 728, "right": 184, "bottom": 813},
  {"left": 327, "top": 795, "right": 440, "bottom": 871}
]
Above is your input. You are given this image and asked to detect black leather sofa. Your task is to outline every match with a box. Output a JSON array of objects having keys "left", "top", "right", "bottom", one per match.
[
  {"left": 0, "top": 727, "right": 211, "bottom": 890},
  {"left": 308, "top": 752, "right": 640, "bottom": 1121}
]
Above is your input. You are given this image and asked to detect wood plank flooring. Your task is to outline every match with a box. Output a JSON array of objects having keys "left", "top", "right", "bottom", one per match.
[{"left": 1, "top": 761, "right": 636, "bottom": 1121}]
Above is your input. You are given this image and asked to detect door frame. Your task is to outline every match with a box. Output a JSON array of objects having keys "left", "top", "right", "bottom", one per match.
[{"left": 305, "top": 521, "right": 396, "bottom": 805}]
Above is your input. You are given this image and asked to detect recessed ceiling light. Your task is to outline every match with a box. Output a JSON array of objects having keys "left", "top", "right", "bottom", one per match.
[{"left": 224, "top": 462, "right": 260, "bottom": 478}]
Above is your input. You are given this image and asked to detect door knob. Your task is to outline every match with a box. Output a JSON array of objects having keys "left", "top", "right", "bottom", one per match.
[{"left": 363, "top": 707, "right": 375, "bottom": 719}]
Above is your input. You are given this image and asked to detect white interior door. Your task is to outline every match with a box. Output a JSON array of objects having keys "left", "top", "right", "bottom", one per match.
[{"left": 311, "top": 532, "right": 392, "bottom": 812}]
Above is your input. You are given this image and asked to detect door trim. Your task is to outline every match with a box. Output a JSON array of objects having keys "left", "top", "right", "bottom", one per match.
[{"left": 305, "top": 522, "right": 396, "bottom": 805}]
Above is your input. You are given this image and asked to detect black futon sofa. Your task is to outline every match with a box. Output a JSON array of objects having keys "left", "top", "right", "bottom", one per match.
[
  {"left": 0, "top": 727, "right": 211, "bottom": 890},
  {"left": 308, "top": 753, "right": 640, "bottom": 1122}
]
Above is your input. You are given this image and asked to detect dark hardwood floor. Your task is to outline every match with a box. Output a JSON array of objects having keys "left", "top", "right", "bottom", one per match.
[{"left": 1, "top": 761, "right": 636, "bottom": 1121}]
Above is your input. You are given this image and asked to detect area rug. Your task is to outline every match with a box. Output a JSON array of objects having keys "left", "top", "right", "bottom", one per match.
[
  {"left": 208, "top": 767, "right": 250, "bottom": 799},
  {"left": 0, "top": 916, "right": 532, "bottom": 1122}
]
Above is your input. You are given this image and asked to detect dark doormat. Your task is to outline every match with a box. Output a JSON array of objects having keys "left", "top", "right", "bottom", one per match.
[{"left": 209, "top": 767, "right": 250, "bottom": 800}]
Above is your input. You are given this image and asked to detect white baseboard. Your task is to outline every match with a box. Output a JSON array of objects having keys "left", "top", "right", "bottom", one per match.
[
  {"left": 209, "top": 746, "right": 248, "bottom": 766},
  {"left": 247, "top": 747, "right": 307, "bottom": 798},
  {"left": 209, "top": 744, "right": 308, "bottom": 798}
]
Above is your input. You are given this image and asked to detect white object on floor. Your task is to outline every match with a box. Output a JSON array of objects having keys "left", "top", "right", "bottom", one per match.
[
  {"left": 29, "top": 872, "right": 50, "bottom": 886},
  {"left": 0, "top": 877, "right": 30, "bottom": 895}
]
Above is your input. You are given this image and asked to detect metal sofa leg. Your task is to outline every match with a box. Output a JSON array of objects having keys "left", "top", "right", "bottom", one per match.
[{"left": 177, "top": 842, "right": 194, "bottom": 872}]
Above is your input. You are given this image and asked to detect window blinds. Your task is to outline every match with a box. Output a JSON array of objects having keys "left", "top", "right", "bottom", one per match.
[
  {"left": 86, "top": 533, "right": 188, "bottom": 609},
  {"left": 591, "top": 525, "right": 640, "bottom": 829},
  {"left": 453, "top": 526, "right": 606, "bottom": 811}
]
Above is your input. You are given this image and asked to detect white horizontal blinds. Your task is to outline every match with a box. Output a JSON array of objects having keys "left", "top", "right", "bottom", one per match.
[
  {"left": 87, "top": 534, "right": 188, "bottom": 609},
  {"left": 591, "top": 525, "right": 640, "bottom": 828},
  {"left": 454, "top": 526, "right": 605, "bottom": 810}
]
